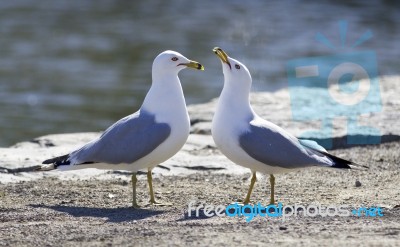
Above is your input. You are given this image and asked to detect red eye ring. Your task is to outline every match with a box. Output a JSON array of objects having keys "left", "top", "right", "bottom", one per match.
[
  {"left": 235, "top": 64, "right": 240, "bottom": 69},
  {"left": 171, "top": 57, "right": 178, "bottom": 61}
]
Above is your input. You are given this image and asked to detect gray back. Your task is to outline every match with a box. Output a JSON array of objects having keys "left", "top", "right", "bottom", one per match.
[
  {"left": 74, "top": 110, "right": 171, "bottom": 164},
  {"left": 239, "top": 124, "right": 317, "bottom": 169}
]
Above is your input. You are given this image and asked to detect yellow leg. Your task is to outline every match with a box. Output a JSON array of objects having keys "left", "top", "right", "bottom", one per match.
[
  {"left": 243, "top": 172, "right": 257, "bottom": 204},
  {"left": 131, "top": 173, "right": 140, "bottom": 208},
  {"left": 147, "top": 168, "right": 158, "bottom": 204},
  {"left": 146, "top": 168, "right": 171, "bottom": 206},
  {"left": 270, "top": 174, "right": 275, "bottom": 205}
]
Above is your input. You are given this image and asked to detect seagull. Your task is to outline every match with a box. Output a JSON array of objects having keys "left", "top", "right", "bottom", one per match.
[
  {"left": 212, "top": 47, "right": 364, "bottom": 205},
  {"left": 39, "top": 50, "right": 204, "bottom": 208}
]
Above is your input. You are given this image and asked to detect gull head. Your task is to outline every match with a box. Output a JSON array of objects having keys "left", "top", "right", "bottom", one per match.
[
  {"left": 152, "top": 50, "right": 204, "bottom": 74},
  {"left": 213, "top": 47, "right": 252, "bottom": 88}
]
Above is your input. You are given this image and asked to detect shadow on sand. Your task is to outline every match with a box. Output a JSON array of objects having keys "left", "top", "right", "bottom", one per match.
[{"left": 29, "top": 204, "right": 164, "bottom": 223}]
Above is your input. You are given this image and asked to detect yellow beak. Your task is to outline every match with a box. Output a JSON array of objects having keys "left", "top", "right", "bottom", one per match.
[
  {"left": 180, "top": 60, "right": 205, "bottom": 70},
  {"left": 213, "top": 47, "right": 231, "bottom": 69}
]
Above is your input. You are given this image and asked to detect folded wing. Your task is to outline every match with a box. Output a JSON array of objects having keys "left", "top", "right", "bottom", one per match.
[
  {"left": 239, "top": 120, "right": 355, "bottom": 169},
  {"left": 43, "top": 110, "right": 171, "bottom": 168}
]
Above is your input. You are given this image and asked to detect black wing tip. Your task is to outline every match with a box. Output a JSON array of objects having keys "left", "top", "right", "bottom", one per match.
[
  {"left": 41, "top": 154, "right": 70, "bottom": 167},
  {"left": 331, "top": 161, "right": 369, "bottom": 170},
  {"left": 325, "top": 153, "right": 368, "bottom": 170},
  {"left": 42, "top": 158, "right": 54, "bottom": 164},
  {"left": 311, "top": 148, "right": 368, "bottom": 170},
  {"left": 330, "top": 162, "right": 352, "bottom": 169}
]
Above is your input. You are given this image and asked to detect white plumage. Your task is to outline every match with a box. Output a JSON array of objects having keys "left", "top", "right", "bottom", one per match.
[
  {"left": 41, "top": 50, "right": 204, "bottom": 207},
  {"left": 212, "top": 47, "right": 359, "bottom": 205}
]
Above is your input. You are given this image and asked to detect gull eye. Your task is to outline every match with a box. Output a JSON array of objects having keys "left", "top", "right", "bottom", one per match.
[
  {"left": 235, "top": 64, "right": 240, "bottom": 69},
  {"left": 171, "top": 57, "right": 178, "bottom": 61}
]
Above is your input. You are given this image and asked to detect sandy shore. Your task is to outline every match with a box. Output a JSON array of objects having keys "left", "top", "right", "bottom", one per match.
[{"left": 1, "top": 140, "right": 399, "bottom": 246}]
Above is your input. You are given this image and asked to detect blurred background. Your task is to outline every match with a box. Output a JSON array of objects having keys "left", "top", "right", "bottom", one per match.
[{"left": 0, "top": 0, "right": 399, "bottom": 147}]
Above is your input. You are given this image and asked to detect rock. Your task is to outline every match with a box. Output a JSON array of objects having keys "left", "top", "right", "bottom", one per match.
[
  {"left": 1, "top": 76, "right": 399, "bottom": 183},
  {"left": 0, "top": 133, "right": 248, "bottom": 183},
  {"left": 355, "top": 180, "right": 362, "bottom": 187}
]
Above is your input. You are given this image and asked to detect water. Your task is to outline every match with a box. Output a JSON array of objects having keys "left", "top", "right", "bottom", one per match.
[{"left": 0, "top": 0, "right": 399, "bottom": 147}]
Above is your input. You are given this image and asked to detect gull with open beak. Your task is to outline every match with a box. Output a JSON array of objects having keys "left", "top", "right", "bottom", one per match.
[{"left": 212, "top": 47, "right": 362, "bottom": 205}]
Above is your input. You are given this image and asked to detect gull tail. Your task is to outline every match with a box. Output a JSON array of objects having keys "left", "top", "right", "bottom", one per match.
[
  {"left": 39, "top": 154, "right": 96, "bottom": 171},
  {"left": 39, "top": 154, "right": 71, "bottom": 171},
  {"left": 299, "top": 139, "right": 368, "bottom": 170},
  {"left": 317, "top": 150, "right": 368, "bottom": 170}
]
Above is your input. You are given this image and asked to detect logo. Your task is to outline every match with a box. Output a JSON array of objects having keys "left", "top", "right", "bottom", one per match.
[
  {"left": 187, "top": 201, "right": 384, "bottom": 222},
  {"left": 286, "top": 20, "right": 382, "bottom": 148}
]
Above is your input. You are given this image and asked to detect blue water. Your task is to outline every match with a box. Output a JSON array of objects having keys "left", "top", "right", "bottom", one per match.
[{"left": 0, "top": 0, "right": 399, "bottom": 146}]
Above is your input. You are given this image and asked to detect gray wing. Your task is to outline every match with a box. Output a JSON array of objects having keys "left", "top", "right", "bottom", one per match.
[
  {"left": 239, "top": 121, "right": 333, "bottom": 169},
  {"left": 70, "top": 110, "right": 171, "bottom": 164}
]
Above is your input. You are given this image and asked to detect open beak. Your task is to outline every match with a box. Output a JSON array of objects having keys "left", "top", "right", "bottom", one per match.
[
  {"left": 179, "top": 60, "right": 205, "bottom": 70},
  {"left": 213, "top": 47, "right": 231, "bottom": 69}
]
